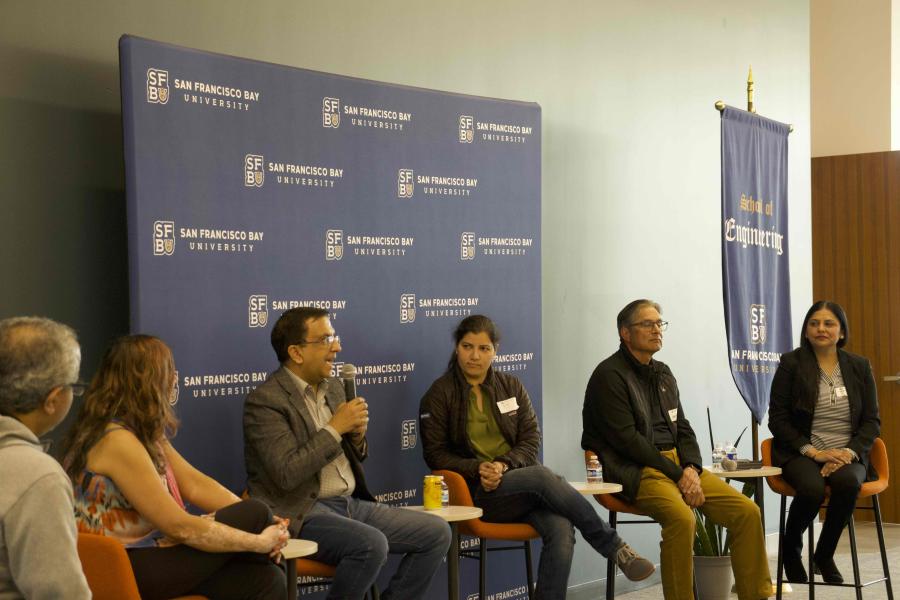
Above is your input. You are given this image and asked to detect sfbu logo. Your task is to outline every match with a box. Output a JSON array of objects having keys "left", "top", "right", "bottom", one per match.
[
  {"left": 460, "top": 232, "right": 475, "bottom": 260},
  {"left": 152, "top": 221, "right": 175, "bottom": 256},
  {"left": 326, "top": 229, "right": 344, "bottom": 261},
  {"left": 244, "top": 154, "right": 264, "bottom": 187},
  {"left": 398, "top": 169, "right": 414, "bottom": 198},
  {"left": 750, "top": 304, "right": 767, "bottom": 345},
  {"left": 401, "top": 420, "right": 417, "bottom": 450},
  {"left": 147, "top": 68, "right": 169, "bottom": 104},
  {"left": 400, "top": 293, "right": 416, "bottom": 323},
  {"left": 323, "top": 97, "right": 341, "bottom": 128},
  {"left": 459, "top": 115, "right": 474, "bottom": 143},
  {"left": 248, "top": 295, "right": 268, "bottom": 328}
]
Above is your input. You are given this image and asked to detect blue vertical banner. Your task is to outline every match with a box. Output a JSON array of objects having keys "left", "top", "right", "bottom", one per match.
[
  {"left": 721, "top": 107, "right": 792, "bottom": 424},
  {"left": 121, "top": 36, "right": 540, "bottom": 599}
]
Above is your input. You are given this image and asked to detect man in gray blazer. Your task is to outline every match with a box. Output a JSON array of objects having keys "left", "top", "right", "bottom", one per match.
[{"left": 244, "top": 307, "right": 450, "bottom": 600}]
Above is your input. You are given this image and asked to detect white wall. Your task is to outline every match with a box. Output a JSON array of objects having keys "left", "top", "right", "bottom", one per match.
[
  {"left": 811, "top": 0, "right": 892, "bottom": 156},
  {"left": 1, "top": 0, "right": 811, "bottom": 592}
]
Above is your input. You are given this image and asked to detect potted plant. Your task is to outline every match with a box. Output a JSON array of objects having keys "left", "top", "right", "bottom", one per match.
[{"left": 692, "top": 480, "right": 755, "bottom": 600}]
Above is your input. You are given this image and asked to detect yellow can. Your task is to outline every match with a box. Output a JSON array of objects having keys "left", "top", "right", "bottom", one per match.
[{"left": 423, "top": 475, "right": 442, "bottom": 510}]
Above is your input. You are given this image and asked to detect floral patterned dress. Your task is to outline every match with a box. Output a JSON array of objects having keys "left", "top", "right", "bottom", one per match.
[{"left": 72, "top": 428, "right": 186, "bottom": 548}]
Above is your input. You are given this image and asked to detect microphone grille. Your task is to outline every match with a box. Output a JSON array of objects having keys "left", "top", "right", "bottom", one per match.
[{"left": 339, "top": 363, "right": 356, "bottom": 378}]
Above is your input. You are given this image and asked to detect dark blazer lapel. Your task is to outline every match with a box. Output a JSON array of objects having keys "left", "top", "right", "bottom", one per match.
[
  {"left": 838, "top": 350, "right": 861, "bottom": 428},
  {"left": 274, "top": 367, "right": 316, "bottom": 438},
  {"left": 324, "top": 381, "right": 343, "bottom": 415}
]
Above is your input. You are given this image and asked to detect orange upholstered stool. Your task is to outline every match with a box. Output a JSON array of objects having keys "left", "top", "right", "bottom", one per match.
[
  {"left": 292, "top": 558, "right": 378, "bottom": 599},
  {"left": 434, "top": 469, "right": 539, "bottom": 600},
  {"left": 761, "top": 437, "right": 893, "bottom": 599},
  {"left": 585, "top": 450, "right": 657, "bottom": 600},
  {"left": 584, "top": 449, "right": 699, "bottom": 599},
  {"left": 76, "top": 533, "right": 207, "bottom": 600}
]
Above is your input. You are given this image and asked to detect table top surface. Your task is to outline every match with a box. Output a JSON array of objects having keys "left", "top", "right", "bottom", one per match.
[
  {"left": 568, "top": 481, "right": 623, "bottom": 494},
  {"left": 704, "top": 465, "right": 782, "bottom": 478},
  {"left": 402, "top": 505, "right": 484, "bottom": 522},
  {"left": 282, "top": 538, "right": 318, "bottom": 560}
]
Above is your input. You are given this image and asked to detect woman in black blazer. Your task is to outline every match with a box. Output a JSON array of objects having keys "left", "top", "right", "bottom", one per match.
[{"left": 768, "top": 301, "right": 880, "bottom": 584}]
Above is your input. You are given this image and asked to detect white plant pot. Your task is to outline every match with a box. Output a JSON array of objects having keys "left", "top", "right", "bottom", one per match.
[{"left": 693, "top": 555, "right": 733, "bottom": 600}]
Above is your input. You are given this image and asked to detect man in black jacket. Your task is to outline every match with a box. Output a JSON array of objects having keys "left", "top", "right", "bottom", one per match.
[{"left": 583, "top": 300, "right": 772, "bottom": 600}]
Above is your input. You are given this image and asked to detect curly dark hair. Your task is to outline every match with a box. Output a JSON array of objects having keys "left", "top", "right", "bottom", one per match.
[{"left": 62, "top": 335, "right": 179, "bottom": 477}]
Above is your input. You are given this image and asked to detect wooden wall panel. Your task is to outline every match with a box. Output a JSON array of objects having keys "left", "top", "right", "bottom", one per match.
[{"left": 811, "top": 151, "right": 900, "bottom": 523}]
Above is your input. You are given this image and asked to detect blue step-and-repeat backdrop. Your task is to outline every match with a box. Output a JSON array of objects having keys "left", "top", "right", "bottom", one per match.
[{"left": 121, "top": 35, "right": 542, "bottom": 599}]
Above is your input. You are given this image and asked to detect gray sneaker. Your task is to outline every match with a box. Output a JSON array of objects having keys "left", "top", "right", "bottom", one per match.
[{"left": 615, "top": 543, "right": 656, "bottom": 581}]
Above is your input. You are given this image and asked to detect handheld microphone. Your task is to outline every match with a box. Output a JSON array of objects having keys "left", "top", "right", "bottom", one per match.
[{"left": 339, "top": 363, "right": 357, "bottom": 400}]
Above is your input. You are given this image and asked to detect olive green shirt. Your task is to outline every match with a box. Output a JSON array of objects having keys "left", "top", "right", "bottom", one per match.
[{"left": 466, "top": 386, "right": 512, "bottom": 463}]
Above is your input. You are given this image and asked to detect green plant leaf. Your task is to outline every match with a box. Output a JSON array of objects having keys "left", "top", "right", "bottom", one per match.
[
  {"left": 693, "top": 509, "right": 717, "bottom": 556},
  {"left": 741, "top": 481, "right": 755, "bottom": 498},
  {"left": 706, "top": 517, "right": 720, "bottom": 555}
]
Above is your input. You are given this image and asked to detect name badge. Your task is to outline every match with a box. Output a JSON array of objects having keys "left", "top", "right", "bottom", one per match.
[
  {"left": 668, "top": 408, "right": 678, "bottom": 422},
  {"left": 834, "top": 386, "right": 848, "bottom": 399},
  {"left": 497, "top": 397, "right": 519, "bottom": 414}
]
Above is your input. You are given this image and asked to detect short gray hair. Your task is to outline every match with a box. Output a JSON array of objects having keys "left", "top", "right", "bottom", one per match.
[
  {"left": 617, "top": 299, "right": 662, "bottom": 341},
  {"left": 0, "top": 317, "right": 80, "bottom": 415}
]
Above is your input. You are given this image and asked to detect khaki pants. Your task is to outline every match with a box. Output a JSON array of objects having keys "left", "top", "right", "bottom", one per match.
[{"left": 634, "top": 449, "right": 772, "bottom": 600}]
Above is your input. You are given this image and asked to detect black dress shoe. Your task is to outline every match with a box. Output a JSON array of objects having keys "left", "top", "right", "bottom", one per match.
[
  {"left": 783, "top": 550, "right": 808, "bottom": 583},
  {"left": 814, "top": 557, "right": 844, "bottom": 584}
]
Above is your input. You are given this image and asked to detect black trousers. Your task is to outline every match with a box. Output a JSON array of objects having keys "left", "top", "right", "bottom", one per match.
[
  {"left": 781, "top": 455, "right": 866, "bottom": 561},
  {"left": 128, "top": 498, "right": 286, "bottom": 600}
]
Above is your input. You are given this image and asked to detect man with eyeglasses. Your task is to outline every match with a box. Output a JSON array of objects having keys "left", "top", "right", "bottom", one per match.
[
  {"left": 0, "top": 316, "right": 91, "bottom": 599},
  {"left": 243, "top": 307, "right": 450, "bottom": 600},
  {"left": 582, "top": 300, "right": 772, "bottom": 600}
]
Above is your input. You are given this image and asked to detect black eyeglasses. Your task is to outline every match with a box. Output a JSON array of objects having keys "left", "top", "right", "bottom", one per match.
[
  {"left": 630, "top": 320, "right": 669, "bottom": 331},
  {"left": 67, "top": 382, "right": 89, "bottom": 397}
]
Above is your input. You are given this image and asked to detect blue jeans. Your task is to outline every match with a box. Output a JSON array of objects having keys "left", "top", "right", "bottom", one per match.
[
  {"left": 300, "top": 496, "right": 451, "bottom": 600},
  {"left": 473, "top": 465, "right": 622, "bottom": 600}
]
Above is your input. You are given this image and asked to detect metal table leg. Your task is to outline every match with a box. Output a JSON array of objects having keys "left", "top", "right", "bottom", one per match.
[
  {"left": 287, "top": 559, "right": 297, "bottom": 600},
  {"left": 755, "top": 475, "right": 766, "bottom": 530},
  {"left": 448, "top": 523, "right": 460, "bottom": 600}
]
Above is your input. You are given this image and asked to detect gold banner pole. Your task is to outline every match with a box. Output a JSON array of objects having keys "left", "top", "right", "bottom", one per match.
[
  {"left": 747, "top": 66, "right": 755, "bottom": 113},
  {"left": 713, "top": 67, "right": 793, "bottom": 132}
]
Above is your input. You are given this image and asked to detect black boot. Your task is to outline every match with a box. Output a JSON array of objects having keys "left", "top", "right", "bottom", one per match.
[
  {"left": 813, "top": 554, "right": 844, "bottom": 584},
  {"left": 782, "top": 547, "right": 808, "bottom": 583}
]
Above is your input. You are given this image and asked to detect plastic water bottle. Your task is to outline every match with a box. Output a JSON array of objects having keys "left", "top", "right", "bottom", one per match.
[
  {"left": 586, "top": 453, "right": 603, "bottom": 485},
  {"left": 725, "top": 441, "right": 737, "bottom": 462},
  {"left": 440, "top": 477, "right": 449, "bottom": 508},
  {"left": 712, "top": 441, "right": 724, "bottom": 470}
]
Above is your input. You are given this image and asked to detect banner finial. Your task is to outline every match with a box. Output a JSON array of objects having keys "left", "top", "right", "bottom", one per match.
[{"left": 747, "top": 65, "right": 755, "bottom": 113}]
